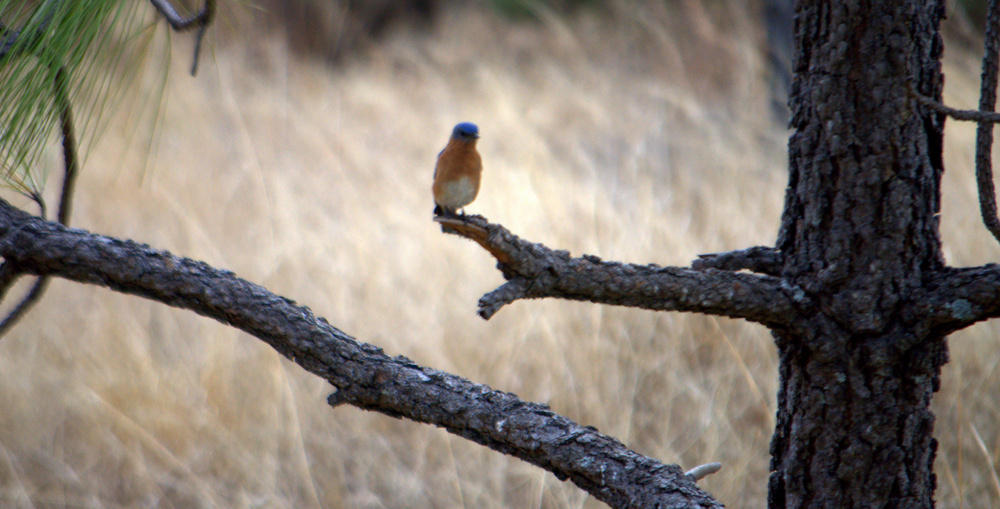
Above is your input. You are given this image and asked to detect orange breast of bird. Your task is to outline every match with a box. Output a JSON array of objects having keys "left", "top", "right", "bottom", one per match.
[{"left": 433, "top": 138, "right": 483, "bottom": 211}]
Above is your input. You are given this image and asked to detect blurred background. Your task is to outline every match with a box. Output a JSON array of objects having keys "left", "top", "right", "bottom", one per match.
[{"left": 0, "top": 0, "right": 998, "bottom": 507}]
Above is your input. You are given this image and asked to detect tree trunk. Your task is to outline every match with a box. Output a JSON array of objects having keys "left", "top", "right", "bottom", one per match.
[{"left": 769, "top": 1, "right": 948, "bottom": 507}]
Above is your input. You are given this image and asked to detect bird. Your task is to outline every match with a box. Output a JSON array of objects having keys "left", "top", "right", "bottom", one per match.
[{"left": 432, "top": 122, "right": 482, "bottom": 217}]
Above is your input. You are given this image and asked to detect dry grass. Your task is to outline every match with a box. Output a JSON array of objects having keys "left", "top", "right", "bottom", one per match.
[{"left": 0, "top": 2, "right": 998, "bottom": 508}]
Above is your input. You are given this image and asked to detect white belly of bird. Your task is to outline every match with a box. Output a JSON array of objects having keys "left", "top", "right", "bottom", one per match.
[{"left": 439, "top": 177, "right": 477, "bottom": 208}]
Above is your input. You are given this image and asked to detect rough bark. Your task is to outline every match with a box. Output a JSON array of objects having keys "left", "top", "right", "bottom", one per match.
[
  {"left": 769, "top": 2, "right": 947, "bottom": 508},
  {"left": 436, "top": 216, "right": 800, "bottom": 326},
  {"left": 924, "top": 265, "right": 1000, "bottom": 332},
  {"left": 0, "top": 198, "right": 721, "bottom": 509}
]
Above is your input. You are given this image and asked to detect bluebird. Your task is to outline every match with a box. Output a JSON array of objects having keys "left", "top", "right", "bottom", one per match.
[{"left": 433, "top": 122, "right": 482, "bottom": 217}]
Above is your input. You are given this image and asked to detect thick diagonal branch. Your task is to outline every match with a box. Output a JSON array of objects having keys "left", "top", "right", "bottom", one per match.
[
  {"left": 437, "top": 215, "right": 802, "bottom": 328},
  {"left": 0, "top": 199, "right": 721, "bottom": 509}
]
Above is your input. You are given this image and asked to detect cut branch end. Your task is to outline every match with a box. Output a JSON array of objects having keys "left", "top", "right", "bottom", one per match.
[{"left": 685, "top": 462, "right": 722, "bottom": 482}]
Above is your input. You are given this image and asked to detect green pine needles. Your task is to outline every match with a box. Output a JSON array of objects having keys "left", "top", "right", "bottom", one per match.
[{"left": 0, "top": 0, "right": 150, "bottom": 201}]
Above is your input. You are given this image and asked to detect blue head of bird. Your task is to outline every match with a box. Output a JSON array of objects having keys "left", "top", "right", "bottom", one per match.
[{"left": 452, "top": 122, "right": 479, "bottom": 141}]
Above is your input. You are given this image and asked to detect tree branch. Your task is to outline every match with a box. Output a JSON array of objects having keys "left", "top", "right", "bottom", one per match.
[
  {"left": 148, "top": 0, "right": 216, "bottom": 75},
  {"left": 909, "top": 91, "right": 1000, "bottom": 122},
  {"left": 0, "top": 2, "right": 53, "bottom": 60},
  {"left": 0, "top": 42, "right": 80, "bottom": 337},
  {"left": 0, "top": 199, "right": 722, "bottom": 509},
  {"left": 905, "top": 0, "right": 1000, "bottom": 248},
  {"left": 53, "top": 66, "right": 78, "bottom": 225},
  {"left": 972, "top": 0, "right": 1000, "bottom": 246},
  {"left": 0, "top": 66, "right": 82, "bottom": 337},
  {"left": 922, "top": 264, "right": 1000, "bottom": 334},
  {"left": 0, "top": 0, "right": 216, "bottom": 337},
  {"left": 693, "top": 246, "right": 782, "bottom": 275},
  {"left": 436, "top": 215, "right": 802, "bottom": 328},
  {"left": 0, "top": 277, "right": 49, "bottom": 336}
]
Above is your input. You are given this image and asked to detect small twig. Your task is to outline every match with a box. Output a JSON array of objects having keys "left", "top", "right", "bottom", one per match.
[
  {"left": 907, "top": 85, "right": 1000, "bottom": 123},
  {"left": 477, "top": 279, "right": 530, "bottom": 320},
  {"left": 975, "top": 0, "right": 1000, "bottom": 245},
  {"left": 685, "top": 462, "right": 722, "bottom": 482},
  {"left": 28, "top": 189, "right": 46, "bottom": 219},
  {"left": 53, "top": 66, "right": 77, "bottom": 225},
  {"left": 693, "top": 246, "right": 782, "bottom": 275},
  {"left": 148, "top": 0, "right": 213, "bottom": 30},
  {"left": 0, "top": 278, "right": 49, "bottom": 336},
  {"left": 148, "top": 0, "right": 216, "bottom": 75}
]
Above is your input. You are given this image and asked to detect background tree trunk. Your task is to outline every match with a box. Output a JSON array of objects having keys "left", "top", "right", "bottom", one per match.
[{"left": 769, "top": 1, "right": 948, "bottom": 507}]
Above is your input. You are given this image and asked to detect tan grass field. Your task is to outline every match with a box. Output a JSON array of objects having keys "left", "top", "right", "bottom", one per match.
[{"left": 0, "top": 2, "right": 999, "bottom": 508}]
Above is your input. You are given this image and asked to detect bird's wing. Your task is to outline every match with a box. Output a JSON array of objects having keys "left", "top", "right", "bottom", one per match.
[{"left": 433, "top": 147, "right": 446, "bottom": 179}]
